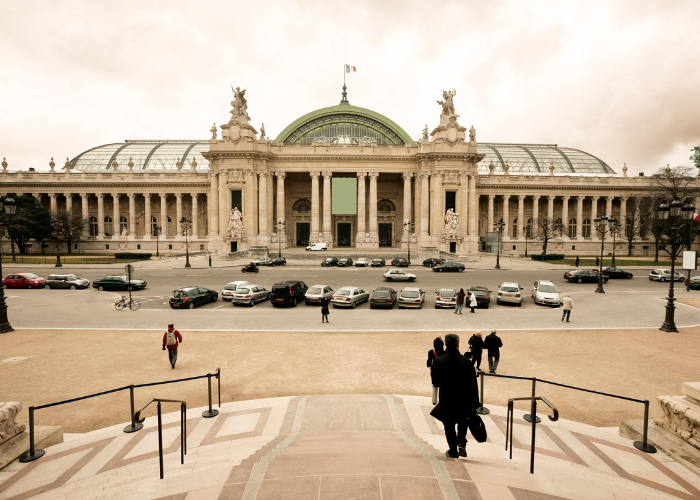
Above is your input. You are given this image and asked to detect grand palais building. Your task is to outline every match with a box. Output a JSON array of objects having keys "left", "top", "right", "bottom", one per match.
[{"left": 0, "top": 87, "right": 660, "bottom": 256}]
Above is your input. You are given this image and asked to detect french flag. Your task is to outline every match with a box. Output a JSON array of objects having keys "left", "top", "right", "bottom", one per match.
[
  {"left": 694, "top": 212, "right": 700, "bottom": 222},
  {"left": 345, "top": 64, "right": 356, "bottom": 73}
]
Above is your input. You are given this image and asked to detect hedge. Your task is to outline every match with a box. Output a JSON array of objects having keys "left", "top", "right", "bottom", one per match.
[
  {"left": 115, "top": 253, "right": 152, "bottom": 260},
  {"left": 530, "top": 254, "right": 565, "bottom": 261}
]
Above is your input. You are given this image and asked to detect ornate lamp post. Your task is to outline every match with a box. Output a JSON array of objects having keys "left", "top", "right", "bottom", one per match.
[
  {"left": 493, "top": 220, "right": 506, "bottom": 269},
  {"left": 403, "top": 221, "right": 415, "bottom": 263},
  {"left": 593, "top": 215, "right": 616, "bottom": 293},
  {"left": 0, "top": 195, "right": 17, "bottom": 333},
  {"left": 51, "top": 219, "right": 64, "bottom": 268},
  {"left": 277, "top": 220, "right": 286, "bottom": 258},
  {"left": 524, "top": 224, "right": 531, "bottom": 258},
  {"left": 658, "top": 200, "right": 694, "bottom": 332},
  {"left": 153, "top": 224, "right": 162, "bottom": 257},
  {"left": 180, "top": 217, "right": 191, "bottom": 268}
]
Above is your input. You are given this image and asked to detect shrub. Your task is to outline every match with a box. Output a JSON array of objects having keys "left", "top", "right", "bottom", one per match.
[
  {"left": 530, "top": 254, "right": 565, "bottom": 261},
  {"left": 115, "top": 253, "right": 152, "bottom": 260}
]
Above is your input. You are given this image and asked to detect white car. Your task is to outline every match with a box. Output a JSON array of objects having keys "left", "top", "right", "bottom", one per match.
[
  {"left": 435, "top": 289, "right": 457, "bottom": 309},
  {"left": 356, "top": 258, "right": 369, "bottom": 267},
  {"left": 221, "top": 281, "right": 252, "bottom": 300},
  {"left": 399, "top": 287, "right": 426, "bottom": 309},
  {"left": 497, "top": 282, "right": 523, "bottom": 306},
  {"left": 648, "top": 269, "right": 685, "bottom": 282},
  {"left": 532, "top": 280, "right": 561, "bottom": 306},
  {"left": 305, "top": 284, "right": 334, "bottom": 305},
  {"left": 383, "top": 269, "right": 417, "bottom": 282},
  {"left": 232, "top": 284, "right": 270, "bottom": 306},
  {"left": 331, "top": 286, "right": 369, "bottom": 308}
]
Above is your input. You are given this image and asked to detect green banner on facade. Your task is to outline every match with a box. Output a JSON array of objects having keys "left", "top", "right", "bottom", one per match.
[{"left": 331, "top": 177, "right": 357, "bottom": 214}]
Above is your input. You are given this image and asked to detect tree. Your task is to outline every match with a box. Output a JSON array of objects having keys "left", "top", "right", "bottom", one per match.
[
  {"left": 534, "top": 216, "right": 562, "bottom": 255},
  {"left": 622, "top": 197, "right": 654, "bottom": 256},
  {"left": 1, "top": 195, "right": 51, "bottom": 255},
  {"left": 52, "top": 210, "right": 89, "bottom": 254}
]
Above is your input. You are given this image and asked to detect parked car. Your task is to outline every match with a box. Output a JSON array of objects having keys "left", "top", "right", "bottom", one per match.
[
  {"left": 370, "top": 258, "right": 386, "bottom": 267},
  {"left": 435, "top": 288, "right": 457, "bottom": 309},
  {"left": 92, "top": 275, "right": 147, "bottom": 291},
  {"left": 232, "top": 284, "right": 270, "bottom": 306},
  {"left": 689, "top": 276, "right": 700, "bottom": 290},
  {"left": 649, "top": 269, "right": 685, "bottom": 282},
  {"left": 221, "top": 281, "right": 252, "bottom": 301},
  {"left": 270, "top": 280, "right": 308, "bottom": 306},
  {"left": 321, "top": 257, "right": 339, "bottom": 267},
  {"left": 391, "top": 257, "right": 410, "bottom": 267},
  {"left": 2, "top": 273, "right": 46, "bottom": 289},
  {"left": 564, "top": 269, "right": 608, "bottom": 283},
  {"left": 331, "top": 286, "right": 369, "bottom": 308},
  {"left": 383, "top": 269, "right": 417, "bottom": 282},
  {"left": 532, "top": 280, "right": 561, "bottom": 306},
  {"left": 432, "top": 261, "right": 465, "bottom": 272},
  {"left": 355, "top": 258, "right": 369, "bottom": 267},
  {"left": 305, "top": 284, "right": 334, "bottom": 305},
  {"left": 268, "top": 257, "right": 287, "bottom": 266},
  {"left": 337, "top": 257, "right": 354, "bottom": 267},
  {"left": 468, "top": 286, "right": 491, "bottom": 308},
  {"left": 252, "top": 257, "right": 271, "bottom": 266},
  {"left": 370, "top": 287, "right": 397, "bottom": 309},
  {"left": 398, "top": 287, "right": 426, "bottom": 309},
  {"left": 496, "top": 282, "right": 523, "bottom": 306},
  {"left": 599, "top": 266, "right": 633, "bottom": 279},
  {"left": 423, "top": 258, "right": 446, "bottom": 268},
  {"left": 306, "top": 242, "right": 327, "bottom": 251},
  {"left": 169, "top": 286, "right": 218, "bottom": 309},
  {"left": 44, "top": 274, "right": 90, "bottom": 290}
]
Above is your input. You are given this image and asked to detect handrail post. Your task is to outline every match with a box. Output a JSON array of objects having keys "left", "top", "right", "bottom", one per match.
[
  {"left": 157, "top": 402, "right": 164, "bottom": 479},
  {"left": 633, "top": 399, "right": 658, "bottom": 453},
  {"left": 19, "top": 406, "right": 45, "bottom": 462},
  {"left": 217, "top": 367, "right": 221, "bottom": 408},
  {"left": 530, "top": 399, "right": 537, "bottom": 474},
  {"left": 509, "top": 400, "right": 514, "bottom": 460},
  {"left": 124, "top": 385, "right": 143, "bottom": 433},
  {"left": 505, "top": 400, "right": 511, "bottom": 452},
  {"left": 180, "top": 403, "right": 185, "bottom": 465},
  {"left": 524, "top": 377, "right": 541, "bottom": 423},
  {"left": 476, "top": 370, "right": 490, "bottom": 415},
  {"left": 202, "top": 373, "right": 219, "bottom": 418}
]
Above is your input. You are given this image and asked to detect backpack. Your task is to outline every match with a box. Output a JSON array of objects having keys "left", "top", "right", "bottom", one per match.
[{"left": 166, "top": 330, "right": 178, "bottom": 346}]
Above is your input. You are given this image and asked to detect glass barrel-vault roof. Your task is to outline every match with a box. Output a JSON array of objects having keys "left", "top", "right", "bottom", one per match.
[
  {"left": 69, "top": 140, "right": 210, "bottom": 171},
  {"left": 477, "top": 143, "right": 614, "bottom": 175}
]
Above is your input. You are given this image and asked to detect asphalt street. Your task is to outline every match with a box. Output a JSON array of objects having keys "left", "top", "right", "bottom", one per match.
[{"left": 5, "top": 262, "right": 700, "bottom": 331}]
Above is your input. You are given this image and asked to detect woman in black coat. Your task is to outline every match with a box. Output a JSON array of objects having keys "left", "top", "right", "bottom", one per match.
[
  {"left": 427, "top": 337, "right": 445, "bottom": 404},
  {"left": 321, "top": 296, "right": 330, "bottom": 323},
  {"left": 468, "top": 330, "right": 484, "bottom": 372}
]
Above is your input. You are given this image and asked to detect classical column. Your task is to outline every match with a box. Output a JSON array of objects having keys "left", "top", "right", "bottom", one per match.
[
  {"left": 209, "top": 172, "right": 219, "bottom": 236},
  {"left": 322, "top": 171, "right": 332, "bottom": 242},
  {"left": 64, "top": 193, "right": 73, "bottom": 216},
  {"left": 576, "top": 196, "right": 584, "bottom": 239},
  {"left": 160, "top": 193, "right": 167, "bottom": 238},
  {"left": 561, "top": 196, "right": 570, "bottom": 239},
  {"left": 258, "top": 171, "right": 268, "bottom": 237},
  {"left": 458, "top": 173, "right": 468, "bottom": 236},
  {"left": 517, "top": 195, "right": 525, "bottom": 239},
  {"left": 591, "top": 196, "right": 599, "bottom": 240},
  {"left": 547, "top": 195, "right": 555, "bottom": 221},
  {"left": 368, "top": 172, "right": 379, "bottom": 242},
  {"left": 112, "top": 193, "right": 120, "bottom": 238},
  {"left": 79, "top": 193, "right": 89, "bottom": 233},
  {"left": 487, "top": 195, "right": 495, "bottom": 231},
  {"left": 403, "top": 173, "right": 413, "bottom": 240},
  {"left": 128, "top": 193, "right": 136, "bottom": 240},
  {"left": 420, "top": 172, "right": 430, "bottom": 239},
  {"left": 502, "top": 195, "right": 510, "bottom": 240},
  {"left": 175, "top": 193, "right": 183, "bottom": 240},
  {"left": 243, "top": 170, "right": 255, "bottom": 237},
  {"left": 620, "top": 196, "right": 628, "bottom": 228},
  {"left": 468, "top": 174, "right": 477, "bottom": 236},
  {"left": 310, "top": 171, "right": 320, "bottom": 242},
  {"left": 276, "top": 172, "right": 286, "bottom": 243},
  {"left": 532, "top": 195, "right": 540, "bottom": 229},
  {"left": 432, "top": 172, "right": 443, "bottom": 236},
  {"left": 143, "top": 193, "right": 151, "bottom": 240},
  {"left": 606, "top": 196, "right": 614, "bottom": 218},
  {"left": 49, "top": 193, "right": 57, "bottom": 217},
  {"left": 97, "top": 193, "right": 104, "bottom": 239},
  {"left": 356, "top": 172, "right": 367, "bottom": 241},
  {"left": 191, "top": 194, "right": 198, "bottom": 239}
]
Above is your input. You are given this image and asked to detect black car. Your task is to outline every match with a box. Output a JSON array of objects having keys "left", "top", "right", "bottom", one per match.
[
  {"left": 370, "top": 258, "right": 386, "bottom": 267},
  {"left": 391, "top": 258, "right": 410, "bottom": 267},
  {"left": 169, "top": 286, "right": 218, "bottom": 309},
  {"left": 599, "top": 266, "right": 633, "bottom": 279},
  {"left": 468, "top": 286, "right": 491, "bottom": 308},
  {"left": 432, "top": 261, "right": 465, "bottom": 272},
  {"left": 92, "top": 275, "right": 147, "bottom": 291},
  {"left": 268, "top": 257, "right": 287, "bottom": 266},
  {"left": 321, "top": 257, "right": 338, "bottom": 267},
  {"left": 370, "top": 286, "right": 397, "bottom": 309},
  {"left": 423, "top": 258, "right": 446, "bottom": 268},
  {"left": 270, "top": 280, "right": 308, "bottom": 307},
  {"left": 337, "top": 258, "right": 354, "bottom": 267},
  {"left": 564, "top": 269, "right": 608, "bottom": 283},
  {"left": 689, "top": 276, "right": 700, "bottom": 290}
]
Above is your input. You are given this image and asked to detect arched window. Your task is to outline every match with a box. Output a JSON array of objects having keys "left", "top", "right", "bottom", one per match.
[
  {"left": 293, "top": 198, "right": 311, "bottom": 212},
  {"left": 555, "top": 218, "right": 563, "bottom": 233},
  {"left": 104, "top": 216, "right": 113, "bottom": 236},
  {"left": 569, "top": 218, "right": 577, "bottom": 238},
  {"left": 119, "top": 216, "right": 128, "bottom": 234},
  {"left": 89, "top": 216, "right": 98, "bottom": 237},
  {"left": 526, "top": 218, "right": 533, "bottom": 238},
  {"left": 151, "top": 216, "right": 158, "bottom": 236},
  {"left": 512, "top": 218, "right": 518, "bottom": 238},
  {"left": 378, "top": 199, "right": 396, "bottom": 212},
  {"left": 582, "top": 218, "right": 591, "bottom": 238}
]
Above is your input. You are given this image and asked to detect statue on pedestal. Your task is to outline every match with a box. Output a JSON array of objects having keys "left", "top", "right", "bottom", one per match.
[
  {"left": 210, "top": 123, "right": 217, "bottom": 140},
  {"left": 444, "top": 208, "right": 460, "bottom": 239},
  {"left": 422, "top": 125, "right": 429, "bottom": 142},
  {"left": 469, "top": 126, "right": 476, "bottom": 142},
  {"left": 260, "top": 123, "right": 266, "bottom": 140},
  {"left": 437, "top": 90, "right": 458, "bottom": 124},
  {"left": 230, "top": 87, "right": 249, "bottom": 123},
  {"left": 227, "top": 207, "right": 243, "bottom": 238}
]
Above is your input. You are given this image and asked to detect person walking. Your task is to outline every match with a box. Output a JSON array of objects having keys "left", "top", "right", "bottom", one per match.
[
  {"left": 431, "top": 334, "right": 480, "bottom": 458},
  {"left": 455, "top": 288, "right": 465, "bottom": 314},
  {"left": 427, "top": 337, "right": 446, "bottom": 404},
  {"left": 321, "top": 295, "right": 330, "bottom": 323},
  {"left": 468, "top": 330, "right": 484, "bottom": 372},
  {"left": 562, "top": 294, "right": 573, "bottom": 322},
  {"left": 162, "top": 323, "right": 182, "bottom": 369},
  {"left": 468, "top": 291, "right": 478, "bottom": 313},
  {"left": 575, "top": 256, "right": 580, "bottom": 267},
  {"left": 483, "top": 329, "right": 502, "bottom": 374},
  {"left": 595, "top": 256, "right": 599, "bottom": 267}
]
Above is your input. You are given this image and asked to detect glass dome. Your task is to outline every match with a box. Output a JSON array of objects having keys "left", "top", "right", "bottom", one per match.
[
  {"left": 478, "top": 143, "right": 614, "bottom": 175},
  {"left": 69, "top": 140, "right": 210, "bottom": 171}
]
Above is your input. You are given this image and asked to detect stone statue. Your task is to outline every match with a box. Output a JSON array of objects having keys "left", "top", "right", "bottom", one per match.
[
  {"left": 176, "top": 157, "right": 182, "bottom": 171},
  {"left": 64, "top": 157, "right": 71, "bottom": 171},
  {"left": 0, "top": 402, "right": 26, "bottom": 445},
  {"left": 260, "top": 123, "right": 266, "bottom": 140},
  {"left": 422, "top": 125, "right": 429, "bottom": 141},
  {"left": 210, "top": 123, "right": 217, "bottom": 140},
  {"left": 230, "top": 86, "right": 249, "bottom": 122},
  {"left": 49, "top": 157, "right": 55, "bottom": 171},
  {"left": 112, "top": 159, "right": 118, "bottom": 171},
  {"left": 227, "top": 206, "right": 243, "bottom": 238},
  {"left": 469, "top": 125, "right": 476, "bottom": 142},
  {"left": 1, "top": 158, "right": 7, "bottom": 171},
  {"left": 128, "top": 157, "right": 134, "bottom": 171},
  {"left": 121, "top": 226, "right": 128, "bottom": 237},
  {"left": 191, "top": 157, "right": 198, "bottom": 171},
  {"left": 549, "top": 161, "right": 555, "bottom": 176},
  {"left": 444, "top": 208, "right": 459, "bottom": 238},
  {"left": 437, "top": 90, "right": 458, "bottom": 123}
]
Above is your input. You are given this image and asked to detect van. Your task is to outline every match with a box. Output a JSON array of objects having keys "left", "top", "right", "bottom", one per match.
[
  {"left": 270, "top": 280, "right": 308, "bottom": 307},
  {"left": 306, "top": 242, "right": 327, "bottom": 251}
]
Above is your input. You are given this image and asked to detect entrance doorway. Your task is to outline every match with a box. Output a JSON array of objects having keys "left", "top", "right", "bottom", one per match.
[
  {"left": 296, "top": 223, "right": 310, "bottom": 247},
  {"left": 379, "top": 223, "right": 392, "bottom": 247},
  {"left": 231, "top": 241, "right": 237, "bottom": 252},
  {"left": 449, "top": 241, "right": 456, "bottom": 253},
  {"left": 337, "top": 223, "right": 352, "bottom": 247}
]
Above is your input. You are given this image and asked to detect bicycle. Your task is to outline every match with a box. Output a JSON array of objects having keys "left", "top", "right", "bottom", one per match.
[{"left": 115, "top": 296, "right": 140, "bottom": 311}]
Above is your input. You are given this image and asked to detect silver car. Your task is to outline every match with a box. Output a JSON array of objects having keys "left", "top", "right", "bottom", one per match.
[
  {"left": 383, "top": 269, "right": 417, "bottom": 282},
  {"left": 399, "top": 287, "right": 426, "bottom": 309},
  {"left": 435, "top": 289, "right": 457, "bottom": 309},
  {"left": 222, "top": 281, "right": 252, "bottom": 300},
  {"left": 305, "top": 284, "right": 334, "bottom": 305},
  {"left": 532, "top": 280, "right": 561, "bottom": 306},
  {"left": 44, "top": 274, "right": 90, "bottom": 289},
  {"left": 356, "top": 258, "right": 369, "bottom": 267},
  {"left": 232, "top": 284, "right": 270, "bottom": 306},
  {"left": 497, "top": 282, "right": 523, "bottom": 306},
  {"left": 648, "top": 269, "right": 685, "bottom": 282},
  {"left": 331, "top": 286, "right": 369, "bottom": 308}
]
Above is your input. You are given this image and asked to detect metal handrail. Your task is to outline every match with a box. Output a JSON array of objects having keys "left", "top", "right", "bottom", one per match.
[
  {"left": 134, "top": 398, "right": 187, "bottom": 480},
  {"left": 506, "top": 396, "right": 559, "bottom": 474}
]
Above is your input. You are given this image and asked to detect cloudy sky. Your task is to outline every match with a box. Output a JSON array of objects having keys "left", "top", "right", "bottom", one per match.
[{"left": 1, "top": 0, "right": 698, "bottom": 174}]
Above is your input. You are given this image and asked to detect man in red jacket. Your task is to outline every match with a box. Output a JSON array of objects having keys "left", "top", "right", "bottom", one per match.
[{"left": 162, "top": 323, "right": 182, "bottom": 369}]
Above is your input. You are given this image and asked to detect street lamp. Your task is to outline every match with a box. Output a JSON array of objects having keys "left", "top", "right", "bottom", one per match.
[
  {"left": 493, "top": 220, "right": 506, "bottom": 269},
  {"left": 276, "top": 220, "right": 286, "bottom": 258},
  {"left": 524, "top": 224, "right": 531, "bottom": 258},
  {"left": 658, "top": 199, "right": 695, "bottom": 332},
  {"left": 0, "top": 195, "right": 17, "bottom": 333},
  {"left": 153, "top": 224, "right": 162, "bottom": 257},
  {"left": 51, "top": 219, "right": 64, "bottom": 268},
  {"left": 593, "top": 215, "right": 616, "bottom": 293},
  {"left": 403, "top": 221, "right": 414, "bottom": 263},
  {"left": 180, "top": 217, "right": 191, "bottom": 268}
]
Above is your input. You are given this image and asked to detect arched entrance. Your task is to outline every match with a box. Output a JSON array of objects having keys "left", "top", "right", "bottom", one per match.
[{"left": 293, "top": 198, "right": 311, "bottom": 246}]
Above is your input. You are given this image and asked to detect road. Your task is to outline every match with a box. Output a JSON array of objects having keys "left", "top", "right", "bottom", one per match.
[{"left": 4, "top": 263, "right": 700, "bottom": 331}]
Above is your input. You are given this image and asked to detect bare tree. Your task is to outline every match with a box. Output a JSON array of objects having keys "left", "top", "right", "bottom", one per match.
[
  {"left": 52, "top": 210, "right": 90, "bottom": 254},
  {"left": 622, "top": 197, "right": 654, "bottom": 256},
  {"left": 534, "top": 216, "right": 562, "bottom": 255}
]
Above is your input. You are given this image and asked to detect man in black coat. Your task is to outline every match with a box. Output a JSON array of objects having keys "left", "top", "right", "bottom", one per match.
[
  {"left": 432, "top": 333, "right": 480, "bottom": 458},
  {"left": 483, "top": 329, "right": 503, "bottom": 374}
]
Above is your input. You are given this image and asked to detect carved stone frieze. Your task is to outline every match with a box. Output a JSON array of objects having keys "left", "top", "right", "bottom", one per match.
[
  {"left": 0, "top": 402, "right": 25, "bottom": 445},
  {"left": 654, "top": 383, "right": 700, "bottom": 450}
]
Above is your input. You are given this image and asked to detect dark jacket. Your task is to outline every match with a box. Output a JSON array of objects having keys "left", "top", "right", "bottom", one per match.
[
  {"left": 320, "top": 297, "right": 330, "bottom": 314},
  {"left": 427, "top": 347, "right": 445, "bottom": 387},
  {"left": 432, "top": 348, "right": 480, "bottom": 420},
  {"left": 456, "top": 290, "right": 466, "bottom": 305},
  {"left": 483, "top": 333, "right": 502, "bottom": 357},
  {"left": 468, "top": 335, "right": 483, "bottom": 357}
]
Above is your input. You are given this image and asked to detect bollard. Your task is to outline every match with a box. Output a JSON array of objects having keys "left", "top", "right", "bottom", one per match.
[
  {"left": 633, "top": 400, "right": 657, "bottom": 453},
  {"left": 124, "top": 385, "right": 144, "bottom": 433},
  {"left": 209, "top": 255, "right": 212, "bottom": 267},
  {"left": 202, "top": 373, "right": 219, "bottom": 418},
  {"left": 476, "top": 371, "right": 490, "bottom": 415},
  {"left": 158, "top": 402, "right": 164, "bottom": 479},
  {"left": 524, "top": 378, "right": 541, "bottom": 423},
  {"left": 217, "top": 367, "right": 221, "bottom": 408},
  {"left": 19, "top": 406, "right": 45, "bottom": 462}
]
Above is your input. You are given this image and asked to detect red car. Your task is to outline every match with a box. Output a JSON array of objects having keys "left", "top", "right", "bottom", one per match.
[{"left": 3, "top": 273, "right": 46, "bottom": 289}]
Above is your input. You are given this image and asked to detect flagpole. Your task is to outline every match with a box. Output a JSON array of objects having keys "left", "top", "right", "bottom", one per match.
[{"left": 343, "top": 64, "right": 345, "bottom": 86}]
